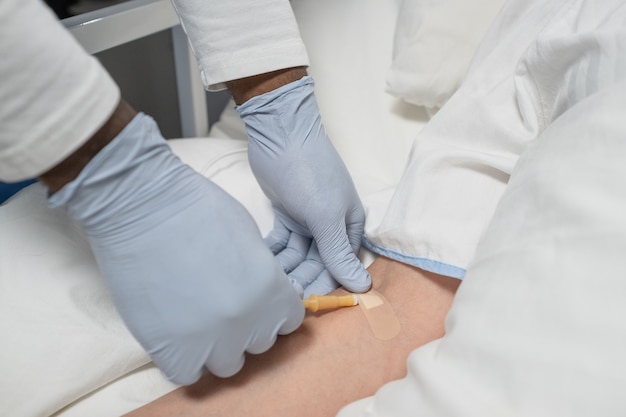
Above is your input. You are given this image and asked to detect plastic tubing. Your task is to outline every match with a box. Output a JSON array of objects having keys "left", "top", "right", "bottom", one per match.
[{"left": 303, "top": 294, "right": 359, "bottom": 312}]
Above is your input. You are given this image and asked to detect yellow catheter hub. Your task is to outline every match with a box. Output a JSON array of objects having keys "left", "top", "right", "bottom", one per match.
[{"left": 303, "top": 294, "right": 359, "bottom": 312}]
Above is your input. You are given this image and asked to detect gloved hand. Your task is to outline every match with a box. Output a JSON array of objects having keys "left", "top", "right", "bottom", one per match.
[
  {"left": 48, "top": 113, "right": 304, "bottom": 385},
  {"left": 236, "top": 76, "right": 371, "bottom": 297}
]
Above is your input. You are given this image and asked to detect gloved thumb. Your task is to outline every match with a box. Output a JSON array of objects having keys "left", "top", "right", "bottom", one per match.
[{"left": 312, "top": 222, "right": 371, "bottom": 293}]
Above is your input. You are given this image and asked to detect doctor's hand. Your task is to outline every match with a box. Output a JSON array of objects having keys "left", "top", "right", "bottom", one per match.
[
  {"left": 44, "top": 108, "right": 304, "bottom": 385},
  {"left": 233, "top": 71, "right": 371, "bottom": 297}
]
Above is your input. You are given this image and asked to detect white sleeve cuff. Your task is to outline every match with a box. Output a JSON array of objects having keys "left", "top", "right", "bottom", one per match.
[
  {"left": 171, "top": 0, "right": 309, "bottom": 91},
  {"left": 0, "top": 0, "right": 119, "bottom": 181}
]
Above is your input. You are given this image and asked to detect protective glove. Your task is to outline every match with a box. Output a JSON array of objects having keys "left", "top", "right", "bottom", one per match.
[
  {"left": 48, "top": 113, "right": 304, "bottom": 385},
  {"left": 236, "top": 76, "right": 371, "bottom": 296}
]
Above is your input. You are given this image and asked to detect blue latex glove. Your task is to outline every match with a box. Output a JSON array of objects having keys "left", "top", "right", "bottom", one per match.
[
  {"left": 237, "top": 76, "right": 371, "bottom": 296},
  {"left": 48, "top": 113, "right": 304, "bottom": 385}
]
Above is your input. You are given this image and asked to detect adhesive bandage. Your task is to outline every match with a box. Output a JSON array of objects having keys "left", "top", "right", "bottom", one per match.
[
  {"left": 358, "top": 290, "right": 401, "bottom": 341},
  {"left": 303, "top": 289, "right": 401, "bottom": 340}
]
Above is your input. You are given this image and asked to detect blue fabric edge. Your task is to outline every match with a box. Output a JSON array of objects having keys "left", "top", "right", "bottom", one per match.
[
  {"left": 0, "top": 179, "right": 37, "bottom": 205},
  {"left": 362, "top": 236, "right": 466, "bottom": 280}
]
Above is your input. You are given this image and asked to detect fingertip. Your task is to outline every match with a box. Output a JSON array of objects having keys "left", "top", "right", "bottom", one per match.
[
  {"left": 246, "top": 333, "right": 278, "bottom": 355},
  {"left": 165, "top": 366, "right": 203, "bottom": 386},
  {"left": 274, "top": 234, "right": 311, "bottom": 273},
  {"left": 264, "top": 227, "right": 290, "bottom": 254},
  {"left": 321, "top": 242, "right": 371, "bottom": 293},
  {"left": 338, "top": 267, "right": 372, "bottom": 294},
  {"left": 287, "top": 254, "right": 325, "bottom": 292},
  {"left": 314, "top": 227, "right": 368, "bottom": 286},
  {"left": 278, "top": 299, "right": 305, "bottom": 336},
  {"left": 303, "top": 270, "right": 341, "bottom": 297},
  {"left": 207, "top": 354, "right": 246, "bottom": 379}
]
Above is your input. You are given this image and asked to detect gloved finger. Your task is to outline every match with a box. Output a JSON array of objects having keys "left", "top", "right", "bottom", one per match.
[
  {"left": 205, "top": 349, "right": 246, "bottom": 379},
  {"left": 276, "top": 288, "right": 306, "bottom": 336},
  {"left": 274, "top": 233, "right": 312, "bottom": 273},
  {"left": 303, "top": 269, "right": 341, "bottom": 298},
  {"left": 287, "top": 243, "right": 325, "bottom": 290},
  {"left": 289, "top": 276, "right": 304, "bottom": 299},
  {"left": 312, "top": 221, "right": 371, "bottom": 293},
  {"left": 263, "top": 220, "right": 290, "bottom": 254},
  {"left": 246, "top": 286, "right": 303, "bottom": 354},
  {"left": 346, "top": 207, "right": 366, "bottom": 254},
  {"left": 246, "top": 331, "right": 278, "bottom": 355},
  {"left": 156, "top": 354, "right": 204, "bottom": 386}
]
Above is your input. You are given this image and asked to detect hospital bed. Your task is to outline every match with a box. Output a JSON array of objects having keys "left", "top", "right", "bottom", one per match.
[{"left": 0, "top": 0, "right": 504, "bottom": 415}]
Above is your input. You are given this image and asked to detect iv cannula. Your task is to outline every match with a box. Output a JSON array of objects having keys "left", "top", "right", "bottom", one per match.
[{"left": 303, "top": 294, "right": 359, "bottom": 312}]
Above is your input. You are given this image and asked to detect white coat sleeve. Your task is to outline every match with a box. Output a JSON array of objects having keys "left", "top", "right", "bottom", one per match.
[
  {"left": 0, "top": 0, "right": 120, "bottom": 182},
  {"left": 170, "top": 0, "right": 309, "bottom": 91}
]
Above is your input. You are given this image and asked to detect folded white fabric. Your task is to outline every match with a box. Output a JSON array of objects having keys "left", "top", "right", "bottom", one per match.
[
  {"left": 340, "top": 0, "right": 626, "bottom": 415},
  {"left": 386, "top": 0, "right": 506, "bottom": 111},
  {"left": 341, "top": 78, "right": 626, "bottom": 417},
  {"left": 365, "top": 0, "right": 563, "bottom": 278},
  {"left": 53, "top": 364, "right": 178, "bottom": 417}
]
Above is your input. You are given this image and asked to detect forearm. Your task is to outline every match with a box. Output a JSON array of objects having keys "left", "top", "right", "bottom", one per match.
[
  {"left": 125, "top": 256, "right": 460, "bottom": 417},
  {"left": 39, "top": 100, "right": 137, "bottom": 193},
  {"left": 227, "top": 67, "right": 307, "bottom": 105}
]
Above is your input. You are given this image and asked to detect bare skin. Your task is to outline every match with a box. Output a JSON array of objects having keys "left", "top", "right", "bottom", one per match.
[
  {"left": 227, "top": 67, "right": 307, "bottom": 105},
  {"left": 38, "top": 99, "right": 137, "bottom": 193},
  {"left": 125, "top": 256, "right": 461, "bottom": 417}
]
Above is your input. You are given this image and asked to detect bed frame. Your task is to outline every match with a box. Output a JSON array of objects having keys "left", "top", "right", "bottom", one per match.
[{"left": 62, "top": 0, "right": 209, "bottom": 138}]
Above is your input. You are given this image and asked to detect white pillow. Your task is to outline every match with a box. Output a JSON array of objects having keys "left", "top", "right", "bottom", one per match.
[{"left": 386, "top": 0, "right": 505, "bottom": 110}]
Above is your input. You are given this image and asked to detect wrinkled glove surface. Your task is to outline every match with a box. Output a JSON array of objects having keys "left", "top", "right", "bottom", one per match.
[
  {"left": 237, "top": 76, "right": 371, "bottom": 297},
  {"left": 49, "top": 113, "right": 304, "bottom": 385}
]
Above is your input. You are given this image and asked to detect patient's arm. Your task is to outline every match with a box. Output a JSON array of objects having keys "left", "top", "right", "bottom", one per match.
[{"left": 125, "top": 256, "right": 460, "bottom": 417}]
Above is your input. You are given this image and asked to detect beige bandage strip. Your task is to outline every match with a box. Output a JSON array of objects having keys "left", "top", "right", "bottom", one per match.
[{"left": 357, "top": 290, "right": 401, "bottom": 341}]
